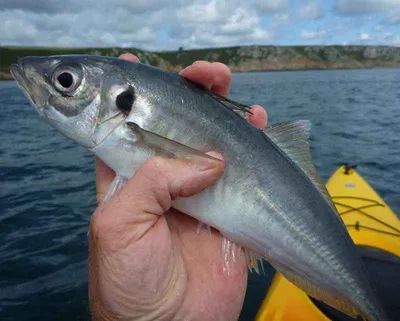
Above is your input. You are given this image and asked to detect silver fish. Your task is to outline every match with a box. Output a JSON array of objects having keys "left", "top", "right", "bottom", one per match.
[{"left": 10, "top": 55, "right": 389, "bottom": 321}]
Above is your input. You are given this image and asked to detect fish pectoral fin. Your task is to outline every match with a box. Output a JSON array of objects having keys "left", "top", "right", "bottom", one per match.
[
  {"left": 262, "top": 120, "right": 335, "bottom": 209},
  {"left": 127, "top": 122, "right": 222, "bottom": 162},
  {"left": 102, "top": 175, "right": 127, "bottom": 203}
]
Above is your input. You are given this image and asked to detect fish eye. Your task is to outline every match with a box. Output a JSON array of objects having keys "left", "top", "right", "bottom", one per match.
[
  {"left": 57, "top": 72, "right": 73, "bottom": 89},
  {"left": 52, "top": 66, "right": 82, "bottom": 95}
]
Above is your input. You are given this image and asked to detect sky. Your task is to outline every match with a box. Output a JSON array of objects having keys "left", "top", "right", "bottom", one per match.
[{"left": 0, "top": 0, "right": 400, "bottom": 50}]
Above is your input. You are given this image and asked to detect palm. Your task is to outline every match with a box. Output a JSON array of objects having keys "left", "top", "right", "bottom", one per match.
[
  {"left": 165, "top": 209, "right": 247, "bottom": 320},
  {"left": 109, "top": 208, "right": 247, "bottom": 320}
]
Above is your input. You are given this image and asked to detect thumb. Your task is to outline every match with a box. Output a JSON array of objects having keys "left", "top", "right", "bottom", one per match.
[{"left": 90, "top": 152, "right": 224, "bottom": 246}]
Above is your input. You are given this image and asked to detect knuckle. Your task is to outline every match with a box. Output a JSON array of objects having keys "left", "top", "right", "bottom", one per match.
[
  {"left": 142, "top": 156, "right": 165, "bottom": 170},
  {"left": 139, "top": 157, "right": 170, "bottom": 182}
]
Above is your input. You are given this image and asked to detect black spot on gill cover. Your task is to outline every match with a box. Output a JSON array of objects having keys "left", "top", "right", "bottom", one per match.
[{"left": 116, "top": 86, "right": 135, "bottom": 114}]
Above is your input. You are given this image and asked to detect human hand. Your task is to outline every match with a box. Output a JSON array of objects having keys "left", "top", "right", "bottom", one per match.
[{"left": 89, "top": 53, "right": 268, "bottom": 321}]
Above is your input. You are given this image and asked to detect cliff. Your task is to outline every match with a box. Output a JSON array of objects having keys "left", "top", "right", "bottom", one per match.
[{"left": 1, "top": 45, "right": 400, "bottom": 80}]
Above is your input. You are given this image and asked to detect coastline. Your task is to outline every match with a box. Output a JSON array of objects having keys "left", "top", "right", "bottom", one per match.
[
  {"left": 2, "top": 45, "right": 400, "bottom": 80},
  {"left": 3, "top": 65, "right": 400, "bottom": 81}
]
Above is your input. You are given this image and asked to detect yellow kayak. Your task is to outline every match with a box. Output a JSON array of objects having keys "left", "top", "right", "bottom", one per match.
[{"left": 256, "top": 164, "right": 400, "bottom": 321}]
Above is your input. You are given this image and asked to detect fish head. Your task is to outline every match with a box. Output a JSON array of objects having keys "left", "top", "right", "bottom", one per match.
[{"left": 10, "top": 55, "right": 131, "bottom": 149}]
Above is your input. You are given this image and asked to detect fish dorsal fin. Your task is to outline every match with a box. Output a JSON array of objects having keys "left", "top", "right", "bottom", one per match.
[
  {"left": 187, "top": 79, "right": 253, "bottom": 116},
  {"left": 208, "top": 91, "right": 253, "bottom": 115},
  {"left": 262, "top": 120, "right": 334, "bottom": 208}
]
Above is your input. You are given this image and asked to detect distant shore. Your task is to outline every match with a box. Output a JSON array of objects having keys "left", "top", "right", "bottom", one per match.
[{"left": 1, "top": 45, "right": 400, "bottom": 80}]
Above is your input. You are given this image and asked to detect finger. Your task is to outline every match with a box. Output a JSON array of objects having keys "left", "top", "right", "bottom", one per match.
[
  {"left": 210, "top": 62, "right": 231, "bottom": 97},
  {"left": 180, "top": 61, "right": 215, "bottom": 89},
  {"left": 118, "top": 53, "right": 140, "bottom": 62},
  {"left": 180, "top": 61, "right": 232, "bottom": 97},
  {"left": 248, "top": 105, "right": 268, "bottom": 128},
  {"left": 118, "top": 152, "right": 224, "bottom": 214},
  {"left": 91, "top": 153, "right": 225, "bottom": 244},
  {"left": 95, "top": 157, "right": 116, "bottom": 204}
]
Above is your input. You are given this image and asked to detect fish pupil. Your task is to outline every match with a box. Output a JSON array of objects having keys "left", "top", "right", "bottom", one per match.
[
  {"left": 116, "top": 86, "right": 134, "bottom": 113},
  {"left": 57, "top": 72, "right": 73, "bottom": 89}
]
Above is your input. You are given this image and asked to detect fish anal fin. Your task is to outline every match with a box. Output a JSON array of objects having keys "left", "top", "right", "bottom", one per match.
[
  {"left": 245, "top": 250, "right": 266, "bottom": 275},
  {"left": 262, "top": 120, "right": 336, "bottom": 210},
  {"left": 278, "top": 267, "right": 360, "bottom": 319}
]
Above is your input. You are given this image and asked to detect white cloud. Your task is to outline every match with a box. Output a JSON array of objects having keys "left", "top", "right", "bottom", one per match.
[
  {"left": 360, "top": 32, "right": 371, "bottom": 40},
  {"left": 169, "top": 1, "right": 276, "bottom": 49},
  {"left": 297, "top": 2, "right": 323, "bottom": 19},
  {"left": 0, "top": 0, "right": 283, "bottom": 49},
  {"left": 300, "top": 30, "right": 327, "bottom": 39},
  {"left": 335, "top": 0, "right": 400, "bottom": 15},
  {"left": 220, "top": 8, "right": 259, "bottom": 35},
  {"left": 3, "top": 0, "right": 399, "bottom": 49},
  {"left": 176, "top": 0, "right": 220, "bottom": 24}
]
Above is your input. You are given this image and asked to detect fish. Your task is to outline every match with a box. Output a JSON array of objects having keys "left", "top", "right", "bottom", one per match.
[{"left": 10, "top": 55, "right": 389, "bottom": 321}]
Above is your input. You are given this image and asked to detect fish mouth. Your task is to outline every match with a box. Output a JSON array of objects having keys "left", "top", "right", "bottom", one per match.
[{"left": 10, "top": 60, "right": 44, "bottom": 112}]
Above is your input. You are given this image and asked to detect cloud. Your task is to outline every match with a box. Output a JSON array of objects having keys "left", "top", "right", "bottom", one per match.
[
  {"left": 334, "top": 0, "right": 400, "bottom": 15},
  {"left": 297, "top": 2, "right": 323, "bottom": 19},
  {"left": 0, "top": 0, "right": 283, "bottom": 49},
  {"left": 300, "top": 30, "right": 327, "bottom": 39},
  {"left": 173, "top": 6, "right": 274, "bottom": 48},
  {"left": 171, "top": 1, "right": 276, "bottom": 48},
  {"left": 1, "top": 0, "right": 398, "bottom": 49},
  {"left": 360, "top": 32, "right": 371, "bottom": 40}
]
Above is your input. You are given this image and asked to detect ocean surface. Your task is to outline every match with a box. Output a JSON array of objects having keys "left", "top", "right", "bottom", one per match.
[{"left": 1, "top": 68, "right": 399, "bottom": 321}]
